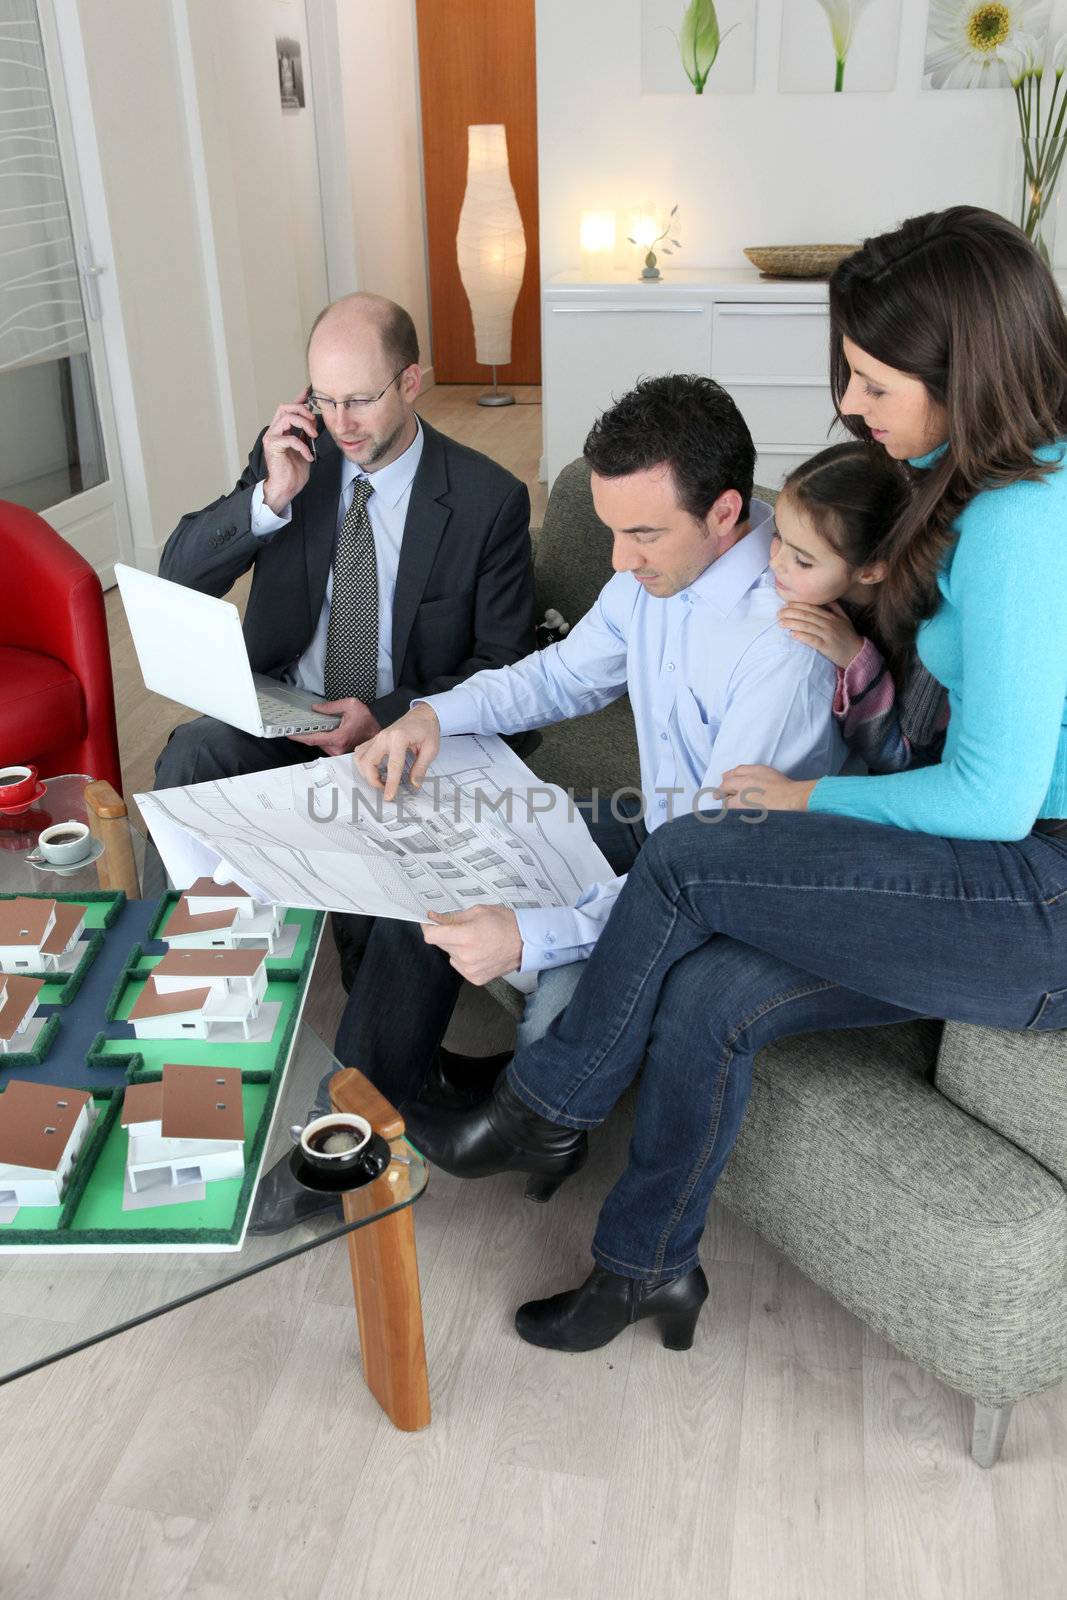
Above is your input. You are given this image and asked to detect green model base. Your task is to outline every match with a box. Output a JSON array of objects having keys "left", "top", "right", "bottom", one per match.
[{"left": 0, "top": 904, "right": 324, "bottom": 1249}]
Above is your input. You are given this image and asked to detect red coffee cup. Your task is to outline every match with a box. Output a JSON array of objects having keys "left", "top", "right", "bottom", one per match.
[{"left": 0, "top": 765, "right": 38, "bottom": 807}]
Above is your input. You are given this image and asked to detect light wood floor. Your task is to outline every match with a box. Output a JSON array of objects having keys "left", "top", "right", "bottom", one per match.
[{"left": 3, "top": 387, "right": 1064, "bottom": 1600}]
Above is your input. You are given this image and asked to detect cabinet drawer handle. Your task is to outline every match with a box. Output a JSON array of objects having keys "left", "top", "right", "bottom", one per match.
[
  {"left": 549, "top": 305, "right": 705, "bottom": 315},
  {"left": 715, "top": 304, "right": 827, "bottom": 317}
]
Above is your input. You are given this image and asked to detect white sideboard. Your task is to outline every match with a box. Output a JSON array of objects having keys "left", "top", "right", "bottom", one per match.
[{"left": 542, "top": 269, "right": 847, "bottom": 491}]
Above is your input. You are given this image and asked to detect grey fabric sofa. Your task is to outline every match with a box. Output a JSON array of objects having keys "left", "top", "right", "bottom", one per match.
[{"left": 515, "top": 458, "right": 1067, "bottom": 1467}]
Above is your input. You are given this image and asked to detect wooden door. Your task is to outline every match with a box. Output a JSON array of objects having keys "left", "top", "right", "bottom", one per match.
[{"left": 415, "top": 0, "right": 540, "bottom": 384}]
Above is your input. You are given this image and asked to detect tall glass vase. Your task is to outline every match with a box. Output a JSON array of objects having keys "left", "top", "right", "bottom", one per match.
[{"left": 1014, "top": 136, "right": 1067, "bottom": 267}]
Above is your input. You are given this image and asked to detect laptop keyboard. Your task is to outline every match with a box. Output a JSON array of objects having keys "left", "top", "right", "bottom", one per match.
[{"left": 255, "top": 690, "right": 332, "bottom": 732}]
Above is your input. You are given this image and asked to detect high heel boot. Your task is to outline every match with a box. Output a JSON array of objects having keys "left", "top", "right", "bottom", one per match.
[
  {"left": 402, "top": 1075, "right": 587, "bottom": 1199},
  {"left": 514, "top": 1263, "right": 709, "bottom": 1352}
]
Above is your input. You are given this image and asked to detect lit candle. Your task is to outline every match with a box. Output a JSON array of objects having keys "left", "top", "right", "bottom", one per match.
[{"left": 579, "top": 211, "right": 616, "bottom": 279}]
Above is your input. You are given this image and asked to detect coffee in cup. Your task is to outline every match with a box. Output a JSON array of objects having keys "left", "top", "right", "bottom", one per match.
[
  {"left": 0, "top": 765, "right": 37, "bottom": 807},
  {"left": 299, "top": 1112, "right": 373, "bottom": 1172},
  {"left": 38, "top": 820, "right": 92, "bottom": 865}
]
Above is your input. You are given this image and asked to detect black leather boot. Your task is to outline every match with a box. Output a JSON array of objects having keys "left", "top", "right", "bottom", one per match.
[
  {"left": 419, "top": 1047, "right": 512, "bottom": 1110},
  {"left": 514, "top": 1263, "right": 709, "bottom": 1352},
  {"left": 403, "top": 1075, "right": 587, "bottom": 1201}
]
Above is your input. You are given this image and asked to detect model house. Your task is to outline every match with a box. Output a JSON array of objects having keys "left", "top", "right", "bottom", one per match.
[
  {"left": 0, "top": 898, "right": 87, "bottom": 976},
  {"left": 0, "top": 974, "right": 45, "bottom": 1055},
  {"left": 128, "top": 949, "right": 267, "bottom": 1041},
  {"left": 164, "top": 877, "right": 283, "bottom": 954},
  {"left": 121, "top": 1063, "right": 244, "bottom": 1195},
  {"left": 0, "top": 1081, "right": 95, "bottom": 1210}
]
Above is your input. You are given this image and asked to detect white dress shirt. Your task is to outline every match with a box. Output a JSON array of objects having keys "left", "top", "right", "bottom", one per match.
[
  {"left": 421, "top": 502, "right": 846, "bottom": 972},
  {"left": 250, "top": 419, "right": 425, "bottom": 699}
]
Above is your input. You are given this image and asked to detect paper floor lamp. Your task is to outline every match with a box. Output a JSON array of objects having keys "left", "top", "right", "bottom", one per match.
[{"left": 456, "top": 123, "right": 527, "bottom": 406}]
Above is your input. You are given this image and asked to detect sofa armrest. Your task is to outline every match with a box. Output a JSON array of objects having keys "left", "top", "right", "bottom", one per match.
[{"left": 935, "top": 1022, "right": 1067, "bottom": 1186}]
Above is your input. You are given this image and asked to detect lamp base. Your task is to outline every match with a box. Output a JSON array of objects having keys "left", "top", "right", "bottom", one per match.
[{"left": 475, "top": 364, "right": 516, "bottom": 406}]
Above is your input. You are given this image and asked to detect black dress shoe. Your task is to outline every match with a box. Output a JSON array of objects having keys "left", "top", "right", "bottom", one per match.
[
  {"left": 420, "top": 1047, "right": 512, "bottom": 1110},
  {"left": 248, "top": 1152, "right": 342, "bottom": 1235},
  {"left": 515, "top": 1263, "right": 709, "bottom": 1353},
  {"left": 403, "top": 1075, "right": 587, "bottom": 1202}
]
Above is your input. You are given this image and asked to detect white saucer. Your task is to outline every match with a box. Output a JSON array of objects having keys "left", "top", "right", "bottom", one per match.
[{"left": 25, "top": 837, "right": 105, "bottom": 876}]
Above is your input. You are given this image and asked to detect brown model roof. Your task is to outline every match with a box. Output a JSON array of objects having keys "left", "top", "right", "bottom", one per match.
[
  {"left": 121, "top": 1080, "right": 165, "bottom": 1126},
  {"left": 185, "top": 878, "right": 251, "bottom": 899},
  {"left": 0, "top": 1080, "right": 92, "bottom": 1173},
  {"left": 122, "top": 1064, "right": 243, "bottom": 1143},
  {"left": 39, "top": 902, "right": 86, "bottom": 956},
  {"left": 129, "top": 978, "right": 212, "bottom": 1020},
  {"left": 152, "top": 949, "right": 265, "bottom": 979},
  {"left": 165, "top": 901, "right": 238, "bottom": 939},
  {"left": 158, "top": 1063, "right": 244, "bottom": 1142},
  {"left": 0, "top": 897, "right": 54, "bottom": 949},
  {"left": 0, "top": 974, "right": 45, "bottom": 1041}
]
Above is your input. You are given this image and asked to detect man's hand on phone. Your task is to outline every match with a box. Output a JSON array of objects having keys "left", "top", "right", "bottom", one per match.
[
  {"left": 262, "top": 388, "right": 318, "bottom": 514},
  {"left": 290, "top": 697, "right": 380, "bottom": 757}
]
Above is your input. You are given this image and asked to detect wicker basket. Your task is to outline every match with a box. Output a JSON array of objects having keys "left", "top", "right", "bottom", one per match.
[{"left": 743, "top": 244, "right": 858, "bottom": 279}]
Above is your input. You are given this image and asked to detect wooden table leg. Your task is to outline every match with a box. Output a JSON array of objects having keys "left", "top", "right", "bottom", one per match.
[
  {"left": 84, "top": 780, "right": 140, "bottom": 898},
  {"left": 330, "top": 1067, "right": 431, "bottom": 1431}
]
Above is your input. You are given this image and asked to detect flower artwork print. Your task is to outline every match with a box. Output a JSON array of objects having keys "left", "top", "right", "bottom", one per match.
[
  {"left": 923, "top": 3, "right": 1066, "bottom": 262},
  {"left": 641, "top": 0, "right": 758, "bottom": 95},
  {"left": 923, "top": 1, "right": 1050, "bottom": 89},
  {"left": 779, "top": 0, "right": 903, "bottom": 94}
]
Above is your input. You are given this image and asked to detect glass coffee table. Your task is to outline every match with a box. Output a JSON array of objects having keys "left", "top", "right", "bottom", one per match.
[
  {"left": 0, "top": 779, "right": 432, "bottom": 1431},
  {"left": 0, "top": 773, "right": 164, "bottom": 899},
  {"left": 0, "top": 1021, "right": 431, "bottom": 1428}
]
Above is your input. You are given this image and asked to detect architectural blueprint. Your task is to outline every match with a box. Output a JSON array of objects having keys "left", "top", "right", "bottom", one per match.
[{"left": 137, "top": 735, "right": 614, "bottom": 926}]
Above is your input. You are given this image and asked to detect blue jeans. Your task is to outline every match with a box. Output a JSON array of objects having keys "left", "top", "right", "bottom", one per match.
[
  {"left": 328, "top": 793, "right": 648, "bottom": 1109},
  {"left": 505, "top": 810, "right": 1067, "bottom": 1281}
]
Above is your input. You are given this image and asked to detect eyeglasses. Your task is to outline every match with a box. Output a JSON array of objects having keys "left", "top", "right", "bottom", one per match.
[{"left": 307, "top": 368, "right": 406, "bottom": 417}]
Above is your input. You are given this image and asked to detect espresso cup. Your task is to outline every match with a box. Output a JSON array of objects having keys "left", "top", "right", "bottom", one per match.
[
  {"left": 299, "top": 1112, "right": 373, "bottom": 1172},
  {"left": 0, "top": 765, "right": 37, "bottom": 807},
  {"left": 38, "top": 820, "right": 92, "bottom": 865}
]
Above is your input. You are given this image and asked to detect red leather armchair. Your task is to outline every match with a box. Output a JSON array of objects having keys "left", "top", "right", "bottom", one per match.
[{"left": 0, "top": 499, "right": 122, "bottom": 794}]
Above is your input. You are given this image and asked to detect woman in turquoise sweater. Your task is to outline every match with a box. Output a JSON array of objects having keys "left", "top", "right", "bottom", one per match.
[{"left": 405, "top": 207, "right": 1067, "bottom": 1352}]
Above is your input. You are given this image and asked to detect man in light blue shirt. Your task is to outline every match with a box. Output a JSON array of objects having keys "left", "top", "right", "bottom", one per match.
[{"left": 353, "top": 375, "right": 845, "bottom": 1073}]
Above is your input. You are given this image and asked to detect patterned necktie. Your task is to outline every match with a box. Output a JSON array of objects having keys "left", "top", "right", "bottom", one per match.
[{"left": 324, "top": 476, "right": 377, "bottom": 705}]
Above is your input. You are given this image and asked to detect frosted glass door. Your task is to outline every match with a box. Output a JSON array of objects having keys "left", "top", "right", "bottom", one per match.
[{"left": 0, "top": 0, "right": 129, "bottom": 579}]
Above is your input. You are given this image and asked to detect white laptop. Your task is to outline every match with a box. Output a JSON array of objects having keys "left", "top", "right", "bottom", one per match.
[{"left": 115, "top": 564, "right": 342, "bottom": 739}]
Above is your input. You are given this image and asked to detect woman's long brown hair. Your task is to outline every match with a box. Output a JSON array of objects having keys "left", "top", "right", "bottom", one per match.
[{"left": 829, "top": 206, "right": 1067, "bottom": 666}]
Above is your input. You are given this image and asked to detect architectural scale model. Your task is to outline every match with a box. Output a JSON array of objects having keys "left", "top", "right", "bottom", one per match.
[
  {"left": 0, "top": 897, "right": 87, "bottom": 975},
  {"left": 0, "top": 1080, "right": 96, "bottom": 1209},
  {"left": 0, "top": 974, "right": 45, "bottom": 1055},
  {"left": 0, "top": 887, "right": 323, "bottom": 1250},
  {"left": 163, "top": 878, "right": 283, "bottom": 954},
  {"left": 121, "top": 1063, "right": 245, "bottom": 1195},
  {"left": 128, "top": 948, "right": 268, "bottom": 1042}
]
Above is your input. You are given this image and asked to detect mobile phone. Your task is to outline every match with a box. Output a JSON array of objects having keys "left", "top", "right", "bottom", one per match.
[{"left": 286, "top": 386, "right": 318, "bottom": 460}]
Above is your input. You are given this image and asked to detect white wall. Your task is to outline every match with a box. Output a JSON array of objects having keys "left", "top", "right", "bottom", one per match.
[
  {"left": 535, "top": 0, "right": 1062, "bottom": 278},
  {"left": 335, "top": 0, "right": 432, "bottom": 374},
  {"left": 75, "top": 0, "right": 232, "bottom": 558},
  {"left": 185, "top": 0, "right": 326, "bottom": 449}
]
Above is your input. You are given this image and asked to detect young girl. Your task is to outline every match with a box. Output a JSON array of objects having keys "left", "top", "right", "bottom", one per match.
[{"left": 769, "top": 441, "right": 948, "bottom": 774}]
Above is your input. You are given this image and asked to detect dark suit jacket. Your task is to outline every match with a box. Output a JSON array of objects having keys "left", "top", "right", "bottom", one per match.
[{"left": 158, "top": 418, "right": 535, "bottom": 725}]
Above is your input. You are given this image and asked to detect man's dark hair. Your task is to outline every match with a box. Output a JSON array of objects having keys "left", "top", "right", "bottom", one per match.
[
  {"left": 378, "top": 301, "right": 420, "bottom": 371},
  {"left": 583, "top": 374, "right": 755, "bottom": 521}
]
